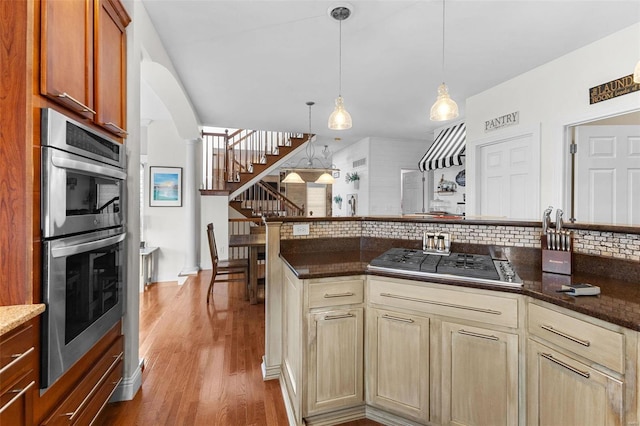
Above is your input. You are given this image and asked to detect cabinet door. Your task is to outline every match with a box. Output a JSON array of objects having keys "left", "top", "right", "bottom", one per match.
[
  {"left": 306, "top": 308, "right": 363, "bottom": 415},
  {"left": 95, "top": 0, "right": 128, "bottom": 137},
  {"left": 367, "top": 307, "right": 430, "bottom": 423},
  {"left": 527, "top": 339, "right": 623, "bottom": 426},
  {"left": 41, "top": 0, "right": 95, "bottom": 118},
  {"left": 441, "top": 322, "right": 519, "bottom": 426}
]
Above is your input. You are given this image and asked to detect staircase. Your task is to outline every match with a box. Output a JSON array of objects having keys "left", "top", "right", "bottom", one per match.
[
  {"left": 230, "top": 180, "right": 304, "bottom": 218},
  {"left": 201, "top": 128, "right": 308, "bottom": 217}
]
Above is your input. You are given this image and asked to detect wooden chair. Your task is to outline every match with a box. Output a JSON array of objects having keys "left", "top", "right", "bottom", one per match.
[{"left": 206, "top": 223, "right": 248, "bottom": 304}]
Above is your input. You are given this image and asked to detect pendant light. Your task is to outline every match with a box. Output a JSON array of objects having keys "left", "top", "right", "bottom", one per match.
[
  {"left": 328, "top": 6, "right": 352, "bottom": 130},
  {"left": 430, "top": 0, "right": 459, "bottom": 122},
  {"left": 315, "top": 172, "right": 335, "bottom": 184},
  {"left": 282, "top": 171, "right": 304, "bottom": 184}
]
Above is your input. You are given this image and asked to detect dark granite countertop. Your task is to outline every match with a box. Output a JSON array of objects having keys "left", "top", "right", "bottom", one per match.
[{"left": 280, "top": 246, "right": 640, "bottom": 332}]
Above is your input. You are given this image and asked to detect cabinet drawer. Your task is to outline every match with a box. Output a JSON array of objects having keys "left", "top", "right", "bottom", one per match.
[
  {"left": 73, "top": 359, "right": 123, "bottom": 425},
  {"left": 308, "top": 279, "right": 364, "bottom": 308},
  {"left": 528, "top": 303, "right": 624, "bottom": 374},
  {"left": 42, "top": 335, "right": 123, "bottom": 425},
  {"left": 0, "top": 324, "right": 35, "bottom": 394},
  {"left": 0, "top": 370, "right": 35, "bottom": 426},
  {"left": 369, "top": 278, "right": 519, "bottom": 328}
]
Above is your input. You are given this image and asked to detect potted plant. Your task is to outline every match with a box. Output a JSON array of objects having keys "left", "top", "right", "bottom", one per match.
[
  {"left": 333, "top": 195, "right": 343, "bottom": 209},
  {"left": 345, "top": 172, "right": 360, "bottom": 189}
]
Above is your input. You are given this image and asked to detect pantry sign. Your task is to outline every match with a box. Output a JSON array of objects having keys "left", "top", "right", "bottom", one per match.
[{"left": 589, "top": 74, "right": 639, "bottom": 104}]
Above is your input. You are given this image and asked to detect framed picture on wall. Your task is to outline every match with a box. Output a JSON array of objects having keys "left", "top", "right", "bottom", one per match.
[
  {"left": 150, "top": 166, "right": 182, "bottom": 207},
  {"left": 347, "top": 193, "right": 357, "bottom": 216}
]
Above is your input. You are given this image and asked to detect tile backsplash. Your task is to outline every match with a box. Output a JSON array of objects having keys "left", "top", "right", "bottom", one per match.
[{"left": 280, "top": 220, "right": 640, "bottom": 262}]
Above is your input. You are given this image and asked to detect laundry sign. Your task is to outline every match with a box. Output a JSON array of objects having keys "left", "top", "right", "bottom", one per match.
[
  {"left": 589, "top": 74, "right": 639, "bottom": 104},
  {"left": 484, "top": 111, "right": 519, "bottom": 132}
]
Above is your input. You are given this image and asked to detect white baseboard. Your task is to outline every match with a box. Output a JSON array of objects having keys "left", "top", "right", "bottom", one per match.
[
  {"left": 304, "top": 406, "right": 366, "bottom": 426},
  {"left": 261, "top": 356, "right": 281, "bottom": 381},
  {"left": 279, "top": 374, "right": 298, "bottom": 426},
  {"left": 110, "top": 358, "right": 143, "bottom": 402}
]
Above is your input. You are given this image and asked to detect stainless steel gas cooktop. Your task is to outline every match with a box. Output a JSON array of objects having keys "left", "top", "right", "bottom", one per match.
[{"left": 367, "top": 248, "right": 523, "bottom": 288}]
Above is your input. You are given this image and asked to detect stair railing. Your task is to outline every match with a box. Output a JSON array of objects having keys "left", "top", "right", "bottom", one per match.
[
  {"left": 202, "top": 129, "right": 303, "bottom": 191},
  {"left": 233, "top": 180, "right": 304, "bottom": 217}
]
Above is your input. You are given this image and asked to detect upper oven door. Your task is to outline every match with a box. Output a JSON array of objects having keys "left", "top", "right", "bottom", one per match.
[{"left": 42, "top": 146, "right": 126, "bottom": 238}]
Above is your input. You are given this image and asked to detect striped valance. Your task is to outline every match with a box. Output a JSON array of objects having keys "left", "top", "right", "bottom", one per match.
[{"left": 418, "top": 122, "right": 466, "bottom": 171}]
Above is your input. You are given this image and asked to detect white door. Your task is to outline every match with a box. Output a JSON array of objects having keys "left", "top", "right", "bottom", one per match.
[
  {"left": 401, "top": 170, "right": 424, "bottom": 214},
  {"left": 306, "top": 183, "right": 327, "bottom": 217},
  {"left": 575, "top": 125, "right": 640, "bottom": 225},
  {"left": 478, "top": 132, "right": 539, "bottom": 219}
]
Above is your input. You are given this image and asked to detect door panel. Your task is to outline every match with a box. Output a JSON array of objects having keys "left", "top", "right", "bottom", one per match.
[
  {"left": 401, "top": 170, "right": 424, "bottom": 214},
  {"left": 576, "top": 125, "right": 640, "bottom": 225},
  {"left": 479, "top": 132, "right": 539, "bottom": 219}
]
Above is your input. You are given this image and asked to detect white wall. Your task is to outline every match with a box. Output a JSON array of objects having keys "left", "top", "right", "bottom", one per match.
[
  {"left": 369, "top": 137, "right": 431, "bottom": 216},
  {"left": 331, "top": 136, "right": 431, "bottom": 216},
  {"left": 200, "top": 196, "right": 233, "bottom": 269},
  {"left": 144, "top": 120, "right": 187, "bottom": 282},
  {"left": 465, "top": 23, "right": 640, "bottom": 217},
  {"left": 332, "top": 138, "right": 370, "bottom": 216}
]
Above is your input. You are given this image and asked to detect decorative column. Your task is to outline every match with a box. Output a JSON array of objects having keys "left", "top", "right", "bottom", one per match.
[
  {"left": 180, "top": 138, "right": 200, "bottom": 277},
  {"left": 262, "top": 220, "right": 283, "bottom": 380}
]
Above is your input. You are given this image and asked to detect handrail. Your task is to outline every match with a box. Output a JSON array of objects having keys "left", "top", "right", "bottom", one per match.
[
  {"left": 201, "top": 128, "right": 308, "bottom": 191},
  {"left": 228, "top": 130, "right": 257, "bottom": 149},
  {"left": 255, "top": 181, "right": 304, "bottom": 216},
  {"left": 232, "top": 180, "right": 305, "bottom": 217}
]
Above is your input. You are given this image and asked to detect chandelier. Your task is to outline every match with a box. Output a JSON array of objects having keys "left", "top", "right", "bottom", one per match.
[{"left": 282, "top": 102, "right": 339, "bottom": 184}]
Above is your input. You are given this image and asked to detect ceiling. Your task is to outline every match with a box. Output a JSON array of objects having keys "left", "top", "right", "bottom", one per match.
[{"left": 140, "top": 0, "right": 640, "bottom": 151}]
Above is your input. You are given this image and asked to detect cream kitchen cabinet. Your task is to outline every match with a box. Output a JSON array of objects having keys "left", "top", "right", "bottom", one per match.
[
  {"left": 526, "top": 301, "right": 635, "bottom": 426},
  {"left": 281, "top": 267, "right": 365, "bottom": 425},
  {"left": 527, "top": 339, "right": 623, "bottom": 426},
  {"left": 367, "top": 276, "right": 522, "bottom": 425},
  {"left": 307, "top": 307, "right": 363, "bottom": 415},
  {"left": 441, "top": 321, "right": 519, "bottom": 426},
  {"left": 366, "top": 306, "right": 430, "bottom": 423}
]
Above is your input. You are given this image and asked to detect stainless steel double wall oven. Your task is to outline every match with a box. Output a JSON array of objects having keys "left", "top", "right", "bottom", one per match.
[{"left": 40, "top": 108, "right": 127, "bottom": 389}]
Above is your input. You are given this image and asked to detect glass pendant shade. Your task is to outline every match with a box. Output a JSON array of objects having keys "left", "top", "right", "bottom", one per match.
[
  {"left": 282, "top": 171, "right": 304, "bottom": 184},
  {"left": 634, "top": 60, "right": 640, "bottom": 84},
  {"left": 315, "top": 172, "right": 335, "bottom": 184},
  {"left": 328, "top": 96, "right": 352, "bottom": 130},
  {"left": 430, "top": 83, "right": 459, "bottom": 121}
]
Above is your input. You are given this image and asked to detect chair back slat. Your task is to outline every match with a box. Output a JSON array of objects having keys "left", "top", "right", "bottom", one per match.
[{"left": 206, "top": 223, "right": 219, "bottom": 277}]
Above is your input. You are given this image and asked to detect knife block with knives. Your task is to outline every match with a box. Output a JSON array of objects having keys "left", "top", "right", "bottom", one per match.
[
  {"left": 541, "top": 233, "right": 573, "bottom": 275},
  {"left": 541, "top": 207, "right": 573, "bottom": 275}
]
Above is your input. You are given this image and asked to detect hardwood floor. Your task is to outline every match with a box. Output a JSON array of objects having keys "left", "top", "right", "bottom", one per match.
[{"left": 96, "top": 271, "right": 380, "bottom": 426}]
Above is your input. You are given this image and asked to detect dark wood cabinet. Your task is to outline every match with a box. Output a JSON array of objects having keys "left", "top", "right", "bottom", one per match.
[
  {"left": 0, "top": 321, "right": 37, "bottom": 426},
  {"left": 40, "top": 0, "right": 95, "bottom": 119},
  {"left": 40, "top": 0, "right": 130, "bottom": 137},
  {"left": 95, "top": 0, "right": 129, "bottom": 137},
  {"left": 40, "top": 329, "right": 123, "bottom": 426}
]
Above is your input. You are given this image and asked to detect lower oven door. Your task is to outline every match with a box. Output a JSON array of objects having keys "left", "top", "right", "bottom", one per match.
[{"left": 41, "top": 228, "right": 126, "bottom": 389}]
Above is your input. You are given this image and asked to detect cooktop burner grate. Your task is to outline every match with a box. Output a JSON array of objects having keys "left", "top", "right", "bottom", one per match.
[
  {"left": 437, "top": 253, "right": 499, "bottom": 280},
  {"left": 367, "top": 248, "right": 520, "bottom": 285}
]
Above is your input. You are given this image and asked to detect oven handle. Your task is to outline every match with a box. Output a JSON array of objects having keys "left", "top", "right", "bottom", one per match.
[
  {"left": 51, "top": 233, "right": 126, "bottom": 258},
  {"left": 51, "top": 152, "right": 126, "bottom": 180}
]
